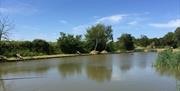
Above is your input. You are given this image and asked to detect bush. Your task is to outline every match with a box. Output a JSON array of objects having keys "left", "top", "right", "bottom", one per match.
[
  {"left": 0, "top": 40, "right": 59, "bottom": 57},
  {"left": 32, "top": 39, "right": 51, "bottom": 54},
  {"left": 155, "top": 49, "right": 180, "bottom": 69},
  {"left": 57, "top": 32, "right": 85, "bottom": 54},
  {"left": 117, "top": 34, "right": 135, "bottom": 51}
]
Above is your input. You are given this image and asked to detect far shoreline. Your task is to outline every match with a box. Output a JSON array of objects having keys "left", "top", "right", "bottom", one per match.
[{"left": 0, "top": 48, "right": 179, "bottom": 62}]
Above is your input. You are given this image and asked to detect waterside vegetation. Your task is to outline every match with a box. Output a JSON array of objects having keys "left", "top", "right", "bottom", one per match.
[
  {"left": 155, "top": 49, "right": 180, "bottom": 69},
  {"left": 0, "top": 21, "right": 180, "bottom": 60}
]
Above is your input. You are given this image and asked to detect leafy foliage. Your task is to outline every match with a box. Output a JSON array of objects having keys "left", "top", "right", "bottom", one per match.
[
  {"left": 85, "top": 24, "right": 113, "bottom": 52},
  {"left": 106, "top": 41, "right": 116, "bottom": 52},
  {"left": 117, "top": 34, "right": 135, "bottom": 51},
  {"left": 162, "top": 32, "right": 177, "bottom": 48},
  {"left": 155, "top": 49, "right": 180, "bottom": 68},
  {"left": 136, "top": 35, "right": 150, "bottom": 47},
  {"left": 32, "top": 39, "right": 52, "bottom": 54},
  {"left": 0, "top": 23, "right": 180, "bottom": 57},
  {"left": 0, "top": 39, "right": 59, "bottom": 57},
  {"left": 175, "top": 27, "right": 180, "bottom": 46},
  {"left": 57, "top": 32, "right": 84, "bottom": 54}
]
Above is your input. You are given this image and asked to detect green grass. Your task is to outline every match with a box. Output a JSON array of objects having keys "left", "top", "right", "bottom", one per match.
[
  {"left": 2, "top": 50, "right": 46, "bottom": 57},
  {"left": 155, "top": 49, "right": 180, "bottom": 69}
]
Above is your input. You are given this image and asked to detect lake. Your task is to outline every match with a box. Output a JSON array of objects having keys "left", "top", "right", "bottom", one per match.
[{"left": 0, "top": 52, "right": 179, "bottom": 91}]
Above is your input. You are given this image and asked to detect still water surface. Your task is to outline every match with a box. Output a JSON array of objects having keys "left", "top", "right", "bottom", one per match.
[{"left": 0, "top": 52, "right": 179, "bottom": 91}]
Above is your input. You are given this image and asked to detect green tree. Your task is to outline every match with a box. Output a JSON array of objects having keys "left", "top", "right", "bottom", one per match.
[
  {"left": 117, "top": 34, "right": 135, "bottom": 51},
  {"left": 137, "top": 35, "right": 150, "bottom": 47},
  {"left": 163, "top": 32, "right": 177, "bottom": 48},
  {"left": 32, "top": 39, "right": 51, "bottom": 54},
  {"left": 49, "top": 42, "right": 62, "bottom": 54},
  {"left": 175, "top": 27, "right": 180, "bottom": 47},
  {"left": 19, "top": 41, "right": 33, "bottom": 50},
  {"left": 149, "top": 38, "right": 161, "bottom": 48},
  {"left": 85, "top": 24, "right": 113, "bottom": 52},
  {"left": 57, "top": 32, "right": 84, "bottom": 54},
  {"left": 106, "top": 41, "right": 116, "bottom": 52}
]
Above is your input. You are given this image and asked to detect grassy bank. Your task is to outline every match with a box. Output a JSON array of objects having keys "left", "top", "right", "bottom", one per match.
[
  {"left": 1, "top": 48, "right": 179, "bottom": 62},
  {"left": 1, "top": 54, "right": 90, "bottom": 62},
  {"left": 1, "top": 51, "right": 132, "bottom": 62},
  {"left": 154, "top": 49, "right": 180, "bottom": 69}
]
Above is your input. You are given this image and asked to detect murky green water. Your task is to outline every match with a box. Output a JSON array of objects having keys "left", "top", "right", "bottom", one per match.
[{"left": 0, "top": 52, "right": 179, "bottom": 91}]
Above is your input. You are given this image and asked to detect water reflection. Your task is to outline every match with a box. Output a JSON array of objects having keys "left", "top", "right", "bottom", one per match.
[
  {"left": 56, "top": 53, "right": 158, "bottom": 82},
  {"left": 116, "top": 53, "right": 154, "bottom": 73},
  {"left": 118, "top": 54, "right": 133, "bottom": 73},
  {"left": 0, "top": 53, "right": 179, "bottom": 91},
  {"left": 155, "top": 67, "right": 180, "bottom": 91},
  {"left": 0, "top": 79, "right": 6, "bottom": 91},
  {"left": 0, "top": 61, "right": 51, "bottom": 91},
  {"left": 57, "top": 55, "right": 113, "bottom": 82},
  {"left": 85, "top": 55, "right": 112, "bottom": 82},
  {"left": 177, "top": 80, "right": 180, "bottom": 91},
  {"left": 86, "top": 65, "right": 112, "bottom": 82},
  {"left": 135, "top": 53, "right": 149, "bottom": 68},
  {"left": 0, "top": 62, "right": 50, "bottom": 76},
  {"left": 155, "top": 67, "right": 180, "bottom": 80},
  {"left": 0, "top": 79, "right": 14, "bottom": 91},
  {"left": 58, "top": 62, "right": 82, "bottom": 78}
]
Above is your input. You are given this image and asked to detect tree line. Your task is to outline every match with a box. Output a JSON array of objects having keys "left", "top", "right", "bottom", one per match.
[{"left": 0, "top": 23, "right": 180, "bottom": 57}]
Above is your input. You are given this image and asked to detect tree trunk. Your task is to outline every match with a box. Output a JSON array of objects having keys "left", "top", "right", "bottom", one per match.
[
  {"left": 94, "top": 38, "right": 98, "bottom": 51},
  {"left": 104, "top": 43, "right": 107, "bottom": 50}
]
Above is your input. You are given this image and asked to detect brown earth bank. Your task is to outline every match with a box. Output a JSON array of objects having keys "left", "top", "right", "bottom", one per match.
[{"left": 0, "top": 48, "right": 179, "bottom": 62}]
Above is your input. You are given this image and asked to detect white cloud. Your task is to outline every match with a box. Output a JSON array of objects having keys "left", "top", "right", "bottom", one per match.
[
  {"left": 71, "top": 13, "right": 150, "bottom": 35},
  {"left": 149, "top": 19, "right": 180, "bottom": 28},
  {"left": 0, "top": 1, "right": 38, "bottom": 15},
  {"left": 96, "top": 14, "right": 126, "bottom": 24},
  {"left": 0, "top": 8, "right": 15, "bottom": 14},
  {"left": 59, "top": 20, "right": 68, "bottom": 24},
  {"left": 128, "top": 21, "right": 138, "bottom": 25},
  {"left": 72, "top": 25, "right": 88, "bottom": 35}
]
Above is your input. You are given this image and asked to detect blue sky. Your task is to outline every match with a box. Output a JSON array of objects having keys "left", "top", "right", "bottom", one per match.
[{"left": 0, "top": 0, "right": 180, "bottom": 41}]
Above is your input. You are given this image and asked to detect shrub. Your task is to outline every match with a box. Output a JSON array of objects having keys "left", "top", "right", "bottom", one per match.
[{"left": 155, "top": 49, "right": 180, "bottom": 69}]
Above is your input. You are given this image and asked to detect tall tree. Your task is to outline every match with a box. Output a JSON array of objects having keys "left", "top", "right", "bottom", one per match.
[
  {"left": 57, "top": 32, "right": 84, "bottom": 54},
  {"left": 149, "top": 38, "right": 161, "bottom": 48},
  {"left": 32, "top": 39, "right": 51, "bottom": 54},
  {"left": 175, "top": 27, "right": 180, "bottom": 47},
  {"left": 85, "top": 24, "right": 113, "bottom": 52},
  {"left": 117, "top": 34, "right": 135, "bottom": 51},
  {"left": 138, "top": 35, "right": 150, "bottom": 47},
  {"left": 0, "top": 16, "right": 13, "bottom": 41},
  {"left": 163, "top": 32, "right": 177, "bottom": 48}
]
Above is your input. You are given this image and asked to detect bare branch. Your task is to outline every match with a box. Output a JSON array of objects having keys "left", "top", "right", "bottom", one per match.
[{"left": 0, "top": 15, "right": 14, "bottom": 41}]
